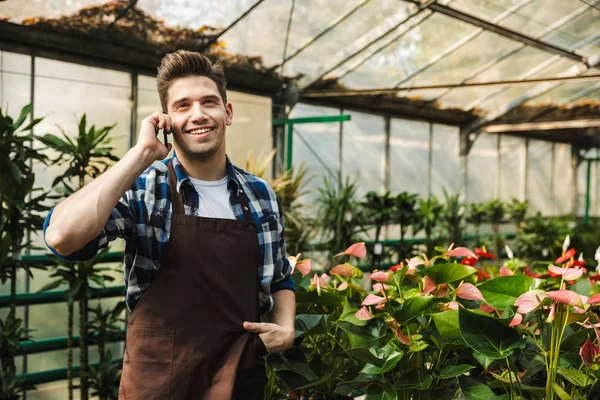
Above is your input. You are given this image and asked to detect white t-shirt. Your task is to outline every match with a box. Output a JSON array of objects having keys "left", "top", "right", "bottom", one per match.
[{"left": 187, "top": 176, "right": 236, "bottom": 220}]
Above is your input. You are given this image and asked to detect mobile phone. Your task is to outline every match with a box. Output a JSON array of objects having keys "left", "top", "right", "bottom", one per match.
[{"left": 156, "top": 127, "right": 169, "bottom": 147}]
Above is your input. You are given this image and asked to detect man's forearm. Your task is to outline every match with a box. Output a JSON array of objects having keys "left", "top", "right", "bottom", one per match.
[
  {"left": 269, "top": 289, "right": 296, "bottom": 329},
  {"left": 45, "top": 145, "right": 156, "bottom": 256}
]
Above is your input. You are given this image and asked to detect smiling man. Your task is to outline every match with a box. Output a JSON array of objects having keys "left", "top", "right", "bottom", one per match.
[{"left": 44, "top": 50, "right": 296, "bottom": 399}]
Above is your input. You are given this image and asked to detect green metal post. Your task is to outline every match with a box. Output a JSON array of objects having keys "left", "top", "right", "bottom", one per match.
[
  {"left": 585, "top": 159, "right": 592, "bottom": 223},
  {"left": 286, "top": 122, "right": 294, "bottom": 171}
]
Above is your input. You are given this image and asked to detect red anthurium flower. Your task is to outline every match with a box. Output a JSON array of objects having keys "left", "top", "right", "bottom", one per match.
[
  {"left": 589, "top": 293, "right": 600, "bottom": 304},
  {"left": 477, "top": 269, "right": 490, "bottom": 282},
  {"left": 337, "top": 281, "right": 349, "bottom": 291},
  {"left": 460, "top": 257, "right": 478, "bottom": 267},
  {"left": 510, "top": 313, "right": 523, "bottom": 327},
  {"left": 500, "top": 266, "right": 514, "bottom": 276},
  {"left": 456, "top": 282, "right": 485, "bottom": 302},
  {"left": 581, "top": 338, "right": 600, "bottom": 366},
  {"left": 447, "top": 247, "right": 477, "bottom": 259},
  {"left": 368, "top": 271, "right": 390, "bottom": 282},
  {"left": 475, "top": 247, "right": 496, "bottom": 260},
  {"left": 335, "top": 242, "right": 367, "bottom": 259},
  {"left": 390, "top": 263, "right": 403, "bottom": 272},
  {"left": 548, "top": 264, "right": 584, "bottom": 281},
  {"left": 355, "top": 306, "right": 373, "bottom": 321},
  {"left": 515, "top": 290, "right": 547, "bottom": 314},
  {"left": 362, "top": 294, "right": 387, "bottom": 306},
  {"left": 555, "top": 248, "right": 577, "bottom": 265},
  {"left": 437, "top": 284, "right": 449, "bottom": 298},
  {"left": 523, "top": 266, "right": 549, "bottom": 279},
  {"left": 395, "top": 327, "right": 411, "bottom": 345}
]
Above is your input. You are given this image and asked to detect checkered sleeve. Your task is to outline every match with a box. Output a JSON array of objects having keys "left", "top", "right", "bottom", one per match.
[{"left": 270, "top": 197, "right": 296, "bottom": 293}]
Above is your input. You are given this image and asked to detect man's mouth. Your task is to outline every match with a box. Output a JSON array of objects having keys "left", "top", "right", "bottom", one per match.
[{"left": 187, "top": 126, "right": 215, "bottom": 135}]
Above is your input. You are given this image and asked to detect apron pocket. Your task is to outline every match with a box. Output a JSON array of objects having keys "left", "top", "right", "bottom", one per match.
[
  {"left": 121, "top": 325, "right": 175, "bottom": 400},
  {"left": 251, "top": 333, "right": 268, "bottom": 360}
]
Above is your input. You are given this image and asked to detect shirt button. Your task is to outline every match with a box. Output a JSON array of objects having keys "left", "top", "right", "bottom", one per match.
[
  {"left": 244, "top": 206, "right": 249, "bottom": 211},
  {"left": 248, "top": 224, "right": 254, "bottom": 230},
  {"left": 191, "top": 206, "right": 197, "bottom": 211}
]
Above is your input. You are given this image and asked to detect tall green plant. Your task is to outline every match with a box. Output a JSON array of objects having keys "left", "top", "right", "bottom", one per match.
[
  {"left": 361, "top": 191, "right": 395, "bottom": 269},
  {"left": 38, "top": 114, "right": 119, "bottom": 400},
  {"left": 413, "top": 196, "right": 443, "bottom": 253},
  {"left": 392, "top": 192, "right": 418, "bottom": 262},
  {"left": 507, "top": 198, "right": 530, "bottom": 235},
  {"left": 466, "top": 202, "right": 487, "bottom": 247},
  {"left": 440, "top": 189, "right": 464, "bottom": 247},
  {"left": 0, "top": 311, "right": 30, "bottom": 400},
  {"left": 315, "top": 176, "right": 365, "bottom": 263},
  {"left": 484, "top": 199, "right": 505, "bottom": 259}
]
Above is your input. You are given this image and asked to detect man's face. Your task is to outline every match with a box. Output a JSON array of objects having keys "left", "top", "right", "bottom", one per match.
[{"left": 167, "top": 75, "right": 233, "bottom": 161}]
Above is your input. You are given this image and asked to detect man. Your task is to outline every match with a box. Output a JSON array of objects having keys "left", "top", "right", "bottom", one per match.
[{"left": 44, "top": 50, "right": 296, "bottom": 399}]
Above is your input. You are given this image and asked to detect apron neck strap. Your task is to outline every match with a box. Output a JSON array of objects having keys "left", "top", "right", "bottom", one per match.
[
  {"left": 167, "top": 160, "right": 185, "bottom": 215},
  {"left": 236, "top": 185, "right": 254, "bottom": 222}
]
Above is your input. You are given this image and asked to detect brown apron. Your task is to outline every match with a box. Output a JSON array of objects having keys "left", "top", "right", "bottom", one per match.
[{"left": 118, "top": 160, "right": 268, "bottom": 400}]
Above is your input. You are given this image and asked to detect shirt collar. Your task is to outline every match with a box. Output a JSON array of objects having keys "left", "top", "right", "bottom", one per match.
[{"left": 172, "top": 155, "right": 240, "bottom": 194}]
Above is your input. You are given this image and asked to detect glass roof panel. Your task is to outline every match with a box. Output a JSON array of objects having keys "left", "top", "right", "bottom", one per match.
[
  {"left": 564, "top": 87, "right": 600, "bottom": 108},
  {"left": 0, "top": 0, "right": 102, "bottom": 22},
  {"left": 474, "top": 57, "right": 582, "bottom": 112},
  {"left": 520, "top": 80, "right": 600, "bottom": 107},
  {"left": 405, "top": 31, "right": 522, "bottom": 87},
  {"left": 284, "top": 0, "right": 420, "bottom": 87},
  {"left": 338, "top": 12, "right": 478, "bottom": 90},
  {"left": 499, "top": 0, "right": 585, "bottom": 36},
  {"left": 577, "top": 37, "right": 600, "bottom": 58},
  {"left": 138, "top": 0, "right": 258, "bottom": 31},
  {"left": 435, "top": 45, "right": 551, "bottom": 108},
  {"left": 541, "top": 7, "right": 600, "bottom": 54},
  {"left": 449, "top": 0, "right": 524, "bottom": 21},
  {"left": 217, "top": 0, "right": 291, "bottom": 67}
]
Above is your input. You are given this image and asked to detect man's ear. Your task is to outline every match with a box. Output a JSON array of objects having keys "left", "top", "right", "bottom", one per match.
[{"left": 226, "top": 103, "right": 233, "bottom": 126}]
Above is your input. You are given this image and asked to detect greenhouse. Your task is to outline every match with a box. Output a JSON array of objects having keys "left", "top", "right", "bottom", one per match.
[{"left": 0, "top": 0, "right": 599, "bottom": 399}]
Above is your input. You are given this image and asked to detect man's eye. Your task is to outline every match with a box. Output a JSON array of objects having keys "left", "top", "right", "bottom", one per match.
[{"left": 177, "top": 103, "right": 188, "bottom": 109}]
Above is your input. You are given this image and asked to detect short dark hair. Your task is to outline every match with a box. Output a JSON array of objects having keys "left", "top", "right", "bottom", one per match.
[{"left": 156, "top": 50, "right": 227, "bottom": 112}]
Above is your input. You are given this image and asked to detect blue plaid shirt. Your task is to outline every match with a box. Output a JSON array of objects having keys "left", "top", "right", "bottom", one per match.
[{"left": 43, "top": 156, "right": 295, "bottom": 313}]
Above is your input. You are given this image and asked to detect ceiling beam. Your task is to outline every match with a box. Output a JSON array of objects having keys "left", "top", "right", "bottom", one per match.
[
  {"left": 301, "top": 74, "right": 600, "bottom": 97},
  {"left": 402, "top": 0, "right": 591, "bottom": 66},
  {"left": 483, "top": 119, "right": 600, "bottom": 133}
]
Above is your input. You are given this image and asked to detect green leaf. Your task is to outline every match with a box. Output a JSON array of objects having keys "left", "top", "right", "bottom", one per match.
[
  {"left": 473, "top": 351, "right": 494, "bottom": 370},
  {"left": 432, "top": 310, "right": 464, "bottom": 344},
  {"left": 423, "top": 263, "right": 477, "bottom": 284},
  {"left": 458, "top": 307, "right": 525, "bottom": 360},
  {"left": 477, "top": 276, "right": 537, "bottom": 309},
  {"left": 13, "top": 104, "right": 32, "bottom": 129},
  {"left": 295, "top": 314, "right": 327, "bottom": 338},
  {"left": 335, "top": 319, "right": 387, "bottom": 340},
  {"left": 459, "top": 376, "right": 496, "bottom": 400},
  {"left": 340, "top": 299, "right": 369, "bottom": 326},
  {"left": 269, "top": 351, "right": 318, "bottom": 381},
  {"left": 365, "top": 382, "right": 398, "bottom": 400},
  {"left": 437, "top": 364, "right": 475, "bottom": 379},
  {"left": 557, "top": 367, "right": 592, "bottom": 387},
  {"left": 552, "top": 382, "right": 572, "bottom": 400},
  {"left": 295, "top": 290, "right": 344, "bottom": 305},
  {"left": 346, "top": 348, "right": 385, "bottom": 367},
  {"left": 393, "top": 371, "right": 433, "bottom": 390},
  {"left": 360, "top": 343, "right": 403, "bottom": 375},
  {"left": 393, "top": 295, "right": 436, "bottom": 324}
]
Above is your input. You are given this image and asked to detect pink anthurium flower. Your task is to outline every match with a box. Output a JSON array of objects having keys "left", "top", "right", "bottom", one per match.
[
  {"left": 288, "top": 253, "right": 301, "bottom": 270},
  {"left": 330, "top": 264, "right": 355, "bottom": 277},
  {"left": 395, "top": 327, "right": 411, "bottom": 345},
  {"left": 422, "top": 276, "right": 436, "bottom": 295},
  {"left": 456, "top": 282, "right": 485, "bottom": 302},
  {"left": 337, "top": 281, "right": 349, "bottom": 291},
  {"left": 310, "top": 273, "right": 329, "bottom": 295},
  {"left": 355, "top": 306, "right": 373, "bottom": 321},
  {"left": 368, "top": 270, "right": 390, "bottom": 282},
  {"left": 372, "top": 283, "right": 390, "bottom": 292},
  {"left": 335, "top": 242, "right": 367, "bottom": 259},
  {"left": 546, "top": 289, "right": 586, "bottom": 308},
  {"left": 444, "top": 301, "right": 459, "bottom": 311},
  {"left": 362, "top": 294, "right": 387, "bottom": 306},
  {"left": 375, "top": 303, "right": 386, "bottom": 311},
  {"left": 500, "top": 266, "right": 514, "bottom": 276},
  {"left": 515, "top": 290, "right": 548, "bottom": 314},
  {"left": 588, "top": 293, "right": 600, "bottom": 305},
  {"left": 295, "top": 259, "right": 312, "bottom": 277},
  {"left": 510, "top": 313, "right": 523, "bottom": 327},
  {"left": 548, "top": 264, "right": 584, "bottom": 280},
  {"left": 480, "top": 304, "right": 495, "bottom": 313},
  {"left": 446, "top": 247, "right": 477, "bottom": 259}
]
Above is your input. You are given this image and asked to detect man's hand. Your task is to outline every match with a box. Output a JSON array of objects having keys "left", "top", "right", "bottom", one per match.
[
  {"left": 243, "top": 321, "right": 294, "bottom": 354},
  {"left": 136, "top": 112, "right": 173, "bottom": 161}
]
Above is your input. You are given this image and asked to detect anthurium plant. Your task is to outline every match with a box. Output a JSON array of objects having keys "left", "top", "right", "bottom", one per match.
[{"left": 268, "top": 236, "right": 600, "bottom": 400}]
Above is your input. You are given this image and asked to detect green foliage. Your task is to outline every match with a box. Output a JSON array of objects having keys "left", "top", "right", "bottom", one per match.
[
  {"left": 439, "top": 189, "right": 464, "bottom": 247},
  {"left": 517, "top": 212, "right": 569, "bottom": 260},
  {"left": 413, "top": 196, "right": 443, "bottom": 253}
]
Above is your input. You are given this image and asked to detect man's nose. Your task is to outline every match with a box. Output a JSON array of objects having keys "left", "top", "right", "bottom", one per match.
[{"left": 189, "top": 103, "right": 208, "bottom": 123}]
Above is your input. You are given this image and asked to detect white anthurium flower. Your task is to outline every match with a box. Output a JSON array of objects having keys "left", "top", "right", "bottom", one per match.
[
  {"left": 542, "top": 248, "right": 549, "bottom": 257},
  {"left": 562, "top": 235, "right": 570, "bottom": 253},
  {"left": 505, "top": 245, "right": 514, "bottom": 260},
  {"left": 579, "top": 253, "right": 584, "bottom": 262},
  {"left": 595, "top": 246, "right": 600, "bottom": 272}
]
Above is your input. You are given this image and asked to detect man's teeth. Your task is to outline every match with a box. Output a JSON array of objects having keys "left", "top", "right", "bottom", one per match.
[{"left": 189, "top": 127, "right": 213, "bottom": 135}]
